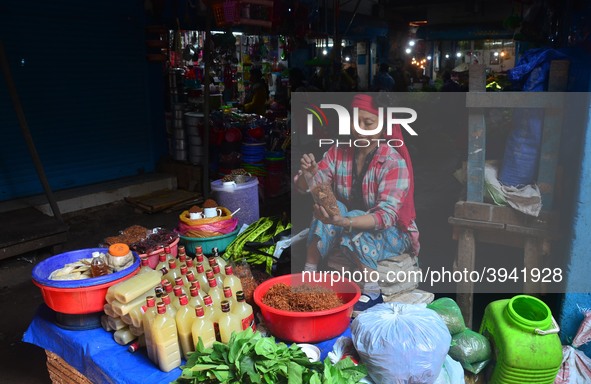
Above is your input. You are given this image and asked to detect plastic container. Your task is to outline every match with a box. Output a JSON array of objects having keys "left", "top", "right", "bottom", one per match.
[
  {"left": 179, "top": 229, "right": 239, "bottom": 256},
  {"left": 32, "top": 248, "right": 140, "bottom": 314},
  {"left": 479, "top": 295, "right": 563, "bottom": 384},
  {"left": 139, "top": 237, "right": 180, "bottom": 269},
  {"left": 253, "top": 273, "right": 361, "bottom": 343},
  {"left": 211, "top": 177, "right": 259, "bottom": 226},
  {"left": 107, "top": 243, "right": 134, "bottom": 270}
]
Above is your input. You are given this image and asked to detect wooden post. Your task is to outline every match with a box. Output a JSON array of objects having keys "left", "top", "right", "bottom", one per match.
[
  {"left": 456, "top": 228, "right": 476, "bottom": 328},
  {"left": 466, "top": 64, "right": 486, "bottom": 202}
]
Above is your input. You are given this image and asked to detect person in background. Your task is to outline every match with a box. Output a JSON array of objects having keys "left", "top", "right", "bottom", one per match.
[
  {"left": 372, "top": 63, "right": 395, "bottom": 92},
  {"left": 441, "top": 71, "right": 462, "bottom": 92},
  {"left": 294, "top": 94, "right": 420, "bottom": 314},
  {"left": 243, "top": 67, "right": 269, "bottom": 115},
  {"left": 289, "top": 67, "right": 320, "bottom": 93}
]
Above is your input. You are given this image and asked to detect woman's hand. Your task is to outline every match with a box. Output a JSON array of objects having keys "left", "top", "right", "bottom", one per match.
[
  {"left": 300, "top": 153, "right": 318, "bottom": 174},
  {"left": 313, "top": 204, "right": 349, "bottom": 228}
]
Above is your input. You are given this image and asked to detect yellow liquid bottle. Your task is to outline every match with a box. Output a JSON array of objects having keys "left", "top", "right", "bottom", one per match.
[
  {"left": 138, "top": 257, "right": 153, "bottom": 274},
  {"left": 142, "top": 296, "right": 158, "bottom": 364},
  {"left": 218, "top": 300, "right": 242, "bottom": 344},
  {"left": 155, "top": 251, "right": 168, "bottom": 272},
  {"left": 188, "top": 285, "right": 204, "bottom": 309},
  {"left": 175, "top": 294, "right": 196, "bottom": 360},
  {"left": 223, "top": 265, "right": 243, "bottom": 301},
  {"left": 233, "top": 291, "right": 256, "bottom": 331},
  {"left": 171, "top": 285, "right": 185, "bottom": 310},
  {"left": 194, "top": 246, "right": 205, "bottom": 264},
  {"left": 222, "top": 286, "right": 237, "bottom": 311},
  {"left": 184, "top": 270, "right": 197, "bottom": 290},
  {"left": 161, "top": 279, "right": 174, "bottom": 299},
  {"left": 195, "top": 263, "right": 210, "bottom": 294},
  {"left": 164, "top": 246, "right": 175, "bottom": 261},
  {"left": 174, "top": 277, "right": 189, "bottom": 298},
  {"left": 211, "top": 264, "right": 226, "bottom": 287},
  {"left": 164, "top": 259, "right": 181, "bottom": 286},
  {"left": 206, "top": 277, "right": 224, "bottom": 306},
  {"left": 192, "top": 305, "right": 216, "bottom": 349},
  {"left": 202, "top": 294, "right": 222, "bottom": 341},
  {"left": 151, "top": 302, "right": 181, "bottom": 372},
  {"left": 160, "top": 293, "right": 177, "bottom": 320},
  {"left": 185, "top": 258, "right": 199, "bottom": 280}
]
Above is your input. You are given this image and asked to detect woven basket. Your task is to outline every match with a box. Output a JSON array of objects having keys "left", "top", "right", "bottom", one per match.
[{"left": 45, "top": 350, "right": 92, "bottom": 384}]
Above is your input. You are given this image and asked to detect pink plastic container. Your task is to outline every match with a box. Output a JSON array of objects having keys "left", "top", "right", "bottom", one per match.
[{"left": 139, "top": 237, "right": 180, "bottom": 269}]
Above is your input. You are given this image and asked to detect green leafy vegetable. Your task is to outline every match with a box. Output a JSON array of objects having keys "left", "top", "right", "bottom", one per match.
[{"left": 173, "top": 329, "right": 367, "bottom": 384}]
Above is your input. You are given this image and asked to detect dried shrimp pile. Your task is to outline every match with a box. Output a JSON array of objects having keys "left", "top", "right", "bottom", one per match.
[{"left": 262, "top": 283, "right": 343, "bottom": 312}]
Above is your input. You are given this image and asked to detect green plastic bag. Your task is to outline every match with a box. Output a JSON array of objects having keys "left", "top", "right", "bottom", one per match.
[
  {"left": 448, "top": 329, "right": 491, "bottom": 375},
  {"left": 427, "top": 297, "right": 466, "bottom": 335}
]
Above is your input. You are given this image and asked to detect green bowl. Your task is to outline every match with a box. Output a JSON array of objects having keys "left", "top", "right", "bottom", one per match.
[{"left": 179, "top": 229, "right": 239, "bottom": 256}]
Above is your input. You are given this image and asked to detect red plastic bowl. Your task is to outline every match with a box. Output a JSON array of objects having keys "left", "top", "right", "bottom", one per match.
[
  {"left": 32, "top": 248, "right": 140, "bottom": 314},
  {"left": 253, "top": 273, "right": 360, "bottom": 343}
]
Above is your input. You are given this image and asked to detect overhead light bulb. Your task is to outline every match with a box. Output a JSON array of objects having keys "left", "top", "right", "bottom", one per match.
[
  {"left": 345, "top": 56, "right": 351, "bottom": 62},
  {"left": 427, "top": 55, "right": 432, "bottom": 60},
  {"left": 408, "top": 40, "right": 415, "bottom": 47},
  {"left": 405, "top": 48, "right": 411, "bottom": 54},
  {"left": 445, "top": 54, "right": 450, "bottom": 59},
  {"left": 322, "top": 49, "right": 327, "bottom": 55},
  {"left": 494, "top": 52, "right": 499, "bottom": 57},
  {"left": 456, "top": 52, "right": 462, "bottom": 58}
]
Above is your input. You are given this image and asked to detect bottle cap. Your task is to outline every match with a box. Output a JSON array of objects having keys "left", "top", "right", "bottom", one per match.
[
  {"left": 108, "top": 243, "right": 130, "bottom": 257},
  {"left": 180, "top": 264, "right": 188, "bottom": 274},
  {"left": 203, "top": 295, "right": 213, "bottom": 306},
  {"left": 195, "top": 246, "right": 203, "bottom": 254},
  {"left": 221, "top": 300, "right": 230, "bottom": 312},
  {"left": 146, "top": 296, "right": 156, "bottom": 307},
  {"left": 128, "top": 341, "right": 141, "bottom": 353},
  {"left": 162, "top": 294, "right": 171, "bottom": 305},
  {"left": 175, "top": 277, "right": 184, "bottom": 286},
  {"left": 164, "top": 246, "right": 171, "bottom": 253},
  {"left": 223, "top": 287, "right": 233, "bottom": 298},
  {"left": 208, "top": 257, "right": 216, "bottom": 267},
  {"left": 179, "top": 294, "right": 189, "bottom": 306},
  {"left": 140, "top": 257, "right": 150, "bottom": 266},
  {"left": 212, "top": 264, "right": 221, "bottom": 274},
  {"left": 207, "top": 277, "right": 217, "bottom": 288},
  {"left": 186, "top": 271, "right": 195, "bottom": 281},
  {"left": 186, "top": 258, "right": 194, "bottom": 267},
  {"left": 190, "top": 286, "right": 199, "bottom": 297},
  {"left": 158, "top": 252, "right": 166, "bottom": 261},
  {"left": 225, "top": 265, "right": 233, "bottom": 275},
  {"left": 168, "top": 259, "right": 177, "bottom": 268},
  {"left": 196, "top": 263, "right": 205, "bottom": 273},
  {"left": 157, "top": 302, "right": 166, "bottom": 314},
  {"left": 205, "top": 270, "right": 214, "bottom": 279},
  {"left": 173, "top": 285, "right": 183, "bottom": 296},
  {"left": 191, "top": 281, "right": 201, "bottom": 290},
  {"left": 195, "top": 305, "right": 205, "bottom": 317}
]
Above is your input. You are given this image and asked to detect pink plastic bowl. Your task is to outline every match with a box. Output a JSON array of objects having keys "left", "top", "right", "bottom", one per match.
[
  {"left": 140, "top": 237, "right": 180, "bottom": 269},
  {"left": 253, "top": 273, "right": 360, "bottom": 343}
]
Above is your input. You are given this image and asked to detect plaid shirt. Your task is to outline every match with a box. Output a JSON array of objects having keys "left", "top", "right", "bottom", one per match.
[{"left": 316, "top": 144, "right": 414, "bottom": 231}]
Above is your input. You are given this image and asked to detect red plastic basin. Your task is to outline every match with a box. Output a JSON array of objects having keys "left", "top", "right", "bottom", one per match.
[
  {"left": 32, "top": 248, "right": 140, "bottom": 314},
  {"left": 253, "top": 273, "right": 360, "bottom": 343}
]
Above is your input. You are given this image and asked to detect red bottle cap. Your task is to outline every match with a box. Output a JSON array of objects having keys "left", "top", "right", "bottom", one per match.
[
  {"left": 225, "top": 265, "right": 233, "bottom": 275},
  {"left": 223, "top": 287, "right": 233, "bottom": 298},
  {"left": 207, "top": 277, "right": 217, "bottom": 288},
  {"left": 157, "top": 302, "right": 166, "bottom": 314},
  {"left": 179, "top": 294, "right": 189, "bottom": 306},
  {"left": 195, "top": 305, "right": 205, "bottom": 317},
  {"left": 203, "top": 295, "right": 213, "bottom": 306}
]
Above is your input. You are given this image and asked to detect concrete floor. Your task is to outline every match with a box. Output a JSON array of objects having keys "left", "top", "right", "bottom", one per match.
[{"left": 0, "top": 130, "right": 479, "bottom": 383}]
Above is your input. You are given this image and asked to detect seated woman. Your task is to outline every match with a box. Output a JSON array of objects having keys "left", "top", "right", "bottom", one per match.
[
  {"left": 294, "top": 94, "right": 420, "bottom": 313},
  {"left": 242, "top": 67, "right": 269, "bottom": 116}
]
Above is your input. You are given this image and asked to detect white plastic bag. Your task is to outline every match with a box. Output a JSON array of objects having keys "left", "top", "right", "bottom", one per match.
[
  {"left": 433, "top": 355, "right": 465, "bottom": 384},
  {"left": 555, "top": 311, "right": 591, "bottom": 384},
  {"left": 352, "top": 302, "right": 452, "bottom": 384}
]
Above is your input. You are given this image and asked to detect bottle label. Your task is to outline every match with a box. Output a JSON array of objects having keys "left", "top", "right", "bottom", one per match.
[
  {"left": 242, "top": 313, "right": 256, "bottom": 331},
  {"left": 214, "top": 322, "right": 220, "bottom": 341}
]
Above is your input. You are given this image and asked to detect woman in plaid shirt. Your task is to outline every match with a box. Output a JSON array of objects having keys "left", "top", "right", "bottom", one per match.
[{"left": 295, "top": 94, "right": 419, "bottom": 311}]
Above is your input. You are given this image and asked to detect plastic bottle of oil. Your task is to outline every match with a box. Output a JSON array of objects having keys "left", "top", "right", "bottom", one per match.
[
  {"left": 195, "top": 263, "right": 210, "bottom": 294},
  {"left": 222, "top": 286, "right": 237, "bottom": 310},
  {"left": 186, "top": 258, "right": 198, "bottom": 279},
  {"left": 202, "top": 294, "right": 222, "bottom": 340},
  {"left": 206, "top": 277, "right": 224, "bottom": 306},
  {"left": 164, "top": 259, "right": 181, "bottom": 286},
  {"left": 142, "top": 296, "right": 158, "bottom": 363},
  {"left": 233, "top": 291, "right": 256, "bottom": 331},
  {"left": 223, "top": 265, "right": 243, "bottom": 301},
  {"left": 155, "top": 250, "right": 168, "bottom": 272},
  {"left": 192, "top": 305, "right": 216, "bottom": 349},
  {"left": 175, "top": 294, "right": 196, "bottom": 359},
  {"left": 212, "top": 263, "right": 226, "bottom": 285},
  {"left": 138, "top": 257, "right": 153, "bottom": 274},
  {"left": 188, "top": 285, "right": 204, "bottom": 309},
  {"left": 91, "top": 252, "right": 109, "bottom": 277},
  {"left": 218, "top": 300, "right": 242, "bottom": 344},
  {"left": 160, "top": 293, "right": 177, "bottom": 319},
  {"left": 151, "top": 302, "right": 181, "bottom": 372}
]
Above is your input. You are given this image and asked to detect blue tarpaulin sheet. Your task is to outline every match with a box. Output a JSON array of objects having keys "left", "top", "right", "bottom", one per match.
[{"left": 23, "top": 305, "right": 349, "bottom": 383}]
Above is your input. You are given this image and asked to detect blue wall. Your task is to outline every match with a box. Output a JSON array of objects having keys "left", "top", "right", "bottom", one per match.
[{"left": 0, "top": 1, "right": 164, "bottom": 201}]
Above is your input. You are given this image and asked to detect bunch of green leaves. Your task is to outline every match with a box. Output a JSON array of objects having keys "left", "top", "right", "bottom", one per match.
[{"left": 173, "top": 329, "right": 367, "bottom": 384}]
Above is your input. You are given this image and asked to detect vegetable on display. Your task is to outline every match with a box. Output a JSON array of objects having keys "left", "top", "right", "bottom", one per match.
[{"left": 174, "top": 329, "right": 367, "bottom": 384}]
